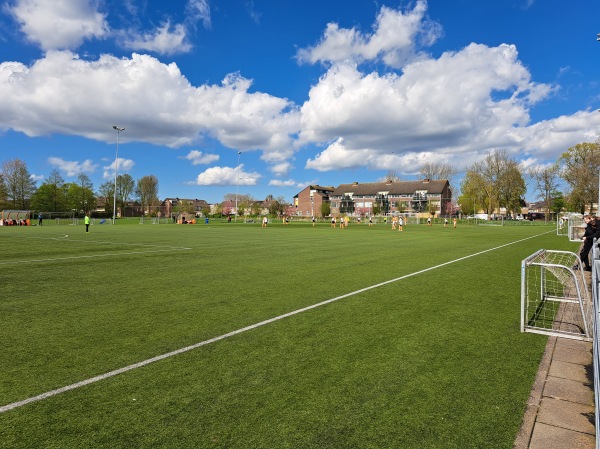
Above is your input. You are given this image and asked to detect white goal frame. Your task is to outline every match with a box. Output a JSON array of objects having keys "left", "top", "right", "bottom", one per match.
[{"left": 521, "top": 249, "right": 592, "bottom": 341}]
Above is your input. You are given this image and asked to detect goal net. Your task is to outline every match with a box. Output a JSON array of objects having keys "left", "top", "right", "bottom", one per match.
[
  {"left": 521, "top": 249, "right": 592, "bottom": 341},
  {"left": 402, "top": 213, "right": 421, "bottom": 225},
  {"left": 556, "top": 213, "right": 583, "bottom": 239}
]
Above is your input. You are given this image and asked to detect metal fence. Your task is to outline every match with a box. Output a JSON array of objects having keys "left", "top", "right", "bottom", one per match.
[{"left": 591, "top": 243, "right": 600, "bottom": 448}]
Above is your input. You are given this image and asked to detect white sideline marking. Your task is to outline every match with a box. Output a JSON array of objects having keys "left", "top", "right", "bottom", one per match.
[
  {"left": 0, "top": 235, "right": 192, "bottom": 265},
  {"left": 0, "top": 248, "right": 192, "bottom": 265},
  {"left": 3, "top": 234, "right": 189, "bottom": 250},
  {"left": 0, "top": 230, "right": 552, "bottom": 413}
]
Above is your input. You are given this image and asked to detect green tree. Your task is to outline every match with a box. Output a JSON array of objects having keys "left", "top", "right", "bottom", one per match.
[
  {"left": 268, "top": 200, "right": 281, "bottom": 217},
  {"left": 530, "top": 164, "right": 560, "bottom": 221},
  {"left": 558, "top": 141, "right": 600, "bottom": 214},
  {"left": 30, "top": 169, "right": 66, "bottom": 211},
  {"left": 497, "top": 158, "right": 526, "bottom": 217},
  {"left": 237, "top": 200, "right": 249, "bottom": 217},
  {"left": 266, "top": 196, "right": 287, "bottom": 217},
  {"left": 0, "top": 172, "right": 7, "bottom": 209},
  {"left": 174, "top": 200, "right": 195, "bottom": 216},
  {"left": 98, "top": 181, "right": 115, "bottom": 213},
  {"left": 117, "top": 174, "right": 135, "bottom": 211},
  {"left": 1, "top": 158, "right": 37, "bottom": 208},
  {"left": 251, "top": 201, "right": 262, "bottom": 216},
  {"left": 457, "top": 195, "right": 475, "bottom": 216},
  {"left": 61, "top": 180, "right": 95, "bottom": 214},
  {"left": 320, "top": 201, "right": 331, "bottom": 217},
  {"left": 550, "top": 190, "right": 566, "bottom": 217},
  {"left": 372, "top": 203, "right": 381, "bottom": 215},
  {"left": 460, "top": 149, "right": 525, "bottom": 216},
  {"left": 135, "top": 175, "right": 159, "bottom": 215},
  {"left": 76, "top": 174, "right": 95, "bottom": 213}
]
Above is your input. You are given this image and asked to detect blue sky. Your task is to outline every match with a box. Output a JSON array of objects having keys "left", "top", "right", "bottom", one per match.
[{"left": 1, "top": 0, "right": 599, "bottom": 203}]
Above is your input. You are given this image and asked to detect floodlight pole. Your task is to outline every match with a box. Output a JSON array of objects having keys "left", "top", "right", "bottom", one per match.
[
  {"left": 235, "top": 151, "right": 241, "bottom": 222},
  {"left": 112, "top": 125, "right": 125, "bottom": 225}
]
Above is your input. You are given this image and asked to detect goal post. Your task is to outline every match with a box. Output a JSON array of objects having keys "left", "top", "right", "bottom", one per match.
[
  {"left": 521, "top": 249, "right": 592, "bottom": 341},
  {"left": 556, "top": 213, "right": 583, "bottom": 239},
  {"left": 401, "top": 213, "right": 421, "bottom": 225}
]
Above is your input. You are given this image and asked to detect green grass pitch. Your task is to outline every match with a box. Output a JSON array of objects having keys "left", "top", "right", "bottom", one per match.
[{"left": 0, "top": 219, "right": 576, "bottom": 448}]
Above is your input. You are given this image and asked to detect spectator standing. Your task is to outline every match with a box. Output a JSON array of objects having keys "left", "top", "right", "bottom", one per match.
[{"left": 579, "top": 215, "right": 599, "bottom": 271}]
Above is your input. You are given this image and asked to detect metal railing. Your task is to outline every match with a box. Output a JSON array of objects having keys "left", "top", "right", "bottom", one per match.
[{"left": 591, "top": 242, "right": 600, "bottom": 448}]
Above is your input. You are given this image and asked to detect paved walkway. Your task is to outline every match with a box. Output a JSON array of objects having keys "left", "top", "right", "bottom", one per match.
[{"left": 514, "top": 336, "right": 595, "bottom": 448}]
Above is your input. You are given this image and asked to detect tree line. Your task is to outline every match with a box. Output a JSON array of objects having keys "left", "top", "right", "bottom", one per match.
[
  {"left": 1, "top": 139, "right": 599, "bottom": 216},
  {"left": 458, "top": 142, "right": 600, "bottom": 217},
  {"left": 385, "top": 141, "right": 600, "bottom": 217},
  {"left": 0, "top": 159, "right": 159, "bottom": 216}
]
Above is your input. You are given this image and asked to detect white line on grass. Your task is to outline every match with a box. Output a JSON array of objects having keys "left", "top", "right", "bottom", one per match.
[
  {"left": 2, "top": 234, "right": 191, "bottom": 250},
  {"left": 0, "top": 230, "right": 553, "bottom": 413},
  {"left": 0, "top": 247, "right": 192, "bottom": 266}
]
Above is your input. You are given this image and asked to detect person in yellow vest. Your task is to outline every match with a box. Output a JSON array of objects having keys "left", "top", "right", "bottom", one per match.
[{"left": 85, "top": 213, "right": 90, "bottom": 233}]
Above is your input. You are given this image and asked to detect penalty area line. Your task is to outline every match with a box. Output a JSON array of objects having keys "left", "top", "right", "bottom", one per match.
[{"left": 0, "top": 229, "right": 552, "bottom": 414}]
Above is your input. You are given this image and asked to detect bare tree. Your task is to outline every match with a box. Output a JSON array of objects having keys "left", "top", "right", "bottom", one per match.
[
  {"left": 420, "top": 162, "right": 455, "bottom": 180},
  {"left": 379, "top": 171, "right": 402, "bottom": 182},
  {"left": 1, "top": 158, "right": 37, "bottom": 208}
]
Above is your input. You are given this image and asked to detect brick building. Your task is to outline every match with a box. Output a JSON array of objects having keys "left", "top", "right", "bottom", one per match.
[
  {"left": 292, "top": 185, "right": 335, "bottom": 217},
  {"left": 329, "top": 179, "right": 451, "bottom": 217}
]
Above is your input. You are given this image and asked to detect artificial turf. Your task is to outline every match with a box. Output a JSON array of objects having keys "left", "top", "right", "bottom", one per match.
[{"left": 0, "top": 219, "right": 577, "bottom": 448}]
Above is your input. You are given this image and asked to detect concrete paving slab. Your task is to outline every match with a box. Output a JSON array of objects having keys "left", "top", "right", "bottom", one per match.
[
  {"left": 549, "top": 360, "right": 592, "bottom": 384},
  {"left": 554, "top": 338, "right": 592, "bottom": 352},
  {"left": 552, "top": 343, "right": 593, "bottom": 366},
  {"left": 536, "top": 397, "right": 595, "bottom": 435},
  {"left": 528, "top": 422, "right": 595, "bottom": 449},
  {"left": 543, "top": 376, "right": 594, "bottom": 406},
  {"left": 514, "top": 337, "right": 555, "bottom": 449}
]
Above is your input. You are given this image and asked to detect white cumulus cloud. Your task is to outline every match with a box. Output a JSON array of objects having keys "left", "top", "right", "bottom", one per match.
[
  {"left": 103, "top": 157, "right": 135, "bottom": 179},
  {"left": 193, "top": 164, "right": 261, "bottom": 186},
  {"left": 120, "top": 21, "right": 192, "bottom": 55},
  {"left": 0, "top": 51, "right": 300, "bottom": 160},
  {"left": 300, "top": 42, "right": 562, "bottom": 172},
  {"left": 269, "top": 179, "right": 297, "bottom": 187},
  {"left": 186, "top": 0, "right": 211, "bottom": 29},
  {"left": 182, "top": 150, "right": 220, "bottom": 165},
  {"left": 48, "top": 156, "right": 98, "bottom": 176},
  {"left": 8, "top": 0, "right": 108, "bottom": 50},
  {"left": 296, "top": 1, "right": 441, "bottom": 68}
]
